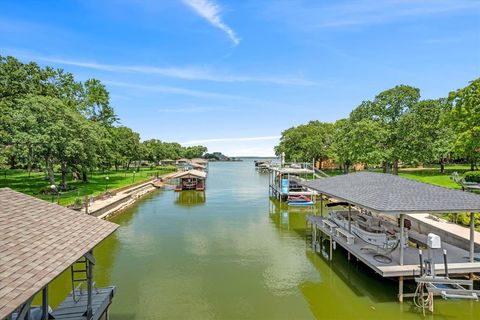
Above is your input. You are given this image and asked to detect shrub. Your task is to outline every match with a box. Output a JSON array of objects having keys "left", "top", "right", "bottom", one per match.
[
  {"left": 73, "top": 197, "right": 83, "bottom": 208},
  {"left": 464, "top": 171, "right": 480, "bottom": 183}
]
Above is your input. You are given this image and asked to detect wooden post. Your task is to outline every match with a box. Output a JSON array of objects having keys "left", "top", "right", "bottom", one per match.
[
  {"left": 320, "top": 195, "right": 323, "bottom": 217},
  {"left": 470, "top": 212, "right": 475, "bottom": 263},
  {"left": 398, "top": 276, "right": 404, "bottom": 303},
  {"left": 348, "top": 204, "right": 352, "bottom": 233},
  {"left": 329, "top": 234, "right": 333, "bottom": 261},
  {"left": 86, "top": 249, "right": 95, "bottom": 319},
  {"left": 400, "top": 214, "right": 405, "bottom": 266}
]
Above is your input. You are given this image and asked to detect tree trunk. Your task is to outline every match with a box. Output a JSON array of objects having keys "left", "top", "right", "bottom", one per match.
[
  {"left": 60, "top": 163, "right": 68, "bottom": 191},
  {"left": 46, "top": 157, "right": 55, "bottom": 186},
  {"left": 440, "top": 158, "right": 445, "bottom": 174},
  {"left": 393, "top": 160, "right": 399, "bottom": 175},
  {"left": 126, "top": 160, "right": 131, "bottom": 171},
  {"left": 82, "top": 171, "right": 88, "bottom": 182},
  {"left": 343, "top": 163, "right": 350, "bottom": 174},
  {"left": 471, "top": 161, "right": 475, "bottom": 171},
  {"left": 382, "top": 162, "right": 387, "bottom": 173}
]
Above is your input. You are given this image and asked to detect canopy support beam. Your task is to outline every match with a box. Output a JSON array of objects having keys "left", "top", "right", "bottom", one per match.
[{"left": 470, "top": 212, "right": 475, "bottom": 263}]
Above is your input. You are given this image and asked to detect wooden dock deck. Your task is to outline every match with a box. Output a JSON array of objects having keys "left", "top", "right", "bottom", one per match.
[
  {"left": 307, "top": 215, "right": 480, "bottom": 278},
  {"left": 52, "top": 287, "right": 115, "bottom": 320}
]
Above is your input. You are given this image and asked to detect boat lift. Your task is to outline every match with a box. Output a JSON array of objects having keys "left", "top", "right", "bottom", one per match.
[{"left": 413, "top": 233, "right": 480, "bottom": 314}]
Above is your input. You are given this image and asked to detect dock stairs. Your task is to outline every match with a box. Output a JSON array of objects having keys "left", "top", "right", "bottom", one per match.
[{"left": 304, "top": 164, "right": 329, "bottom": 179}]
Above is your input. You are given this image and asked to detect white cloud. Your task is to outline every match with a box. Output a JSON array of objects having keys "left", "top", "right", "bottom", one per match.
[
  {"left": 105, "top": 81, "right": 251, "bottom": 100},
  {"left": 157, "top": 106, "right": 217, "bottom": 113},
  {"left": 181, "top": 135, "right": 280, "bottom": 145},
  {"left": 263, "top": 0, "right": 480, "bottom": 29},
  {"left": 182, "top": 0, "right": 240, "bottom": 45},
  {"left": 33, "top": 56, "right": 314, "bottom": 85}
]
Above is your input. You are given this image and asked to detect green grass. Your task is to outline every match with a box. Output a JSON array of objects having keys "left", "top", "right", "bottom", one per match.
[
  {"left": 0, "top": 166, "right": 176, "bottom": 206},
  {"left": 397, "top": 165, "right": 472, "bottom": 189}
]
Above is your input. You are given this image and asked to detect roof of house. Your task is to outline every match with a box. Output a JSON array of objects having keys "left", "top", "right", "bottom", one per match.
[
  {"left": 301, "top": 172, "right": 480, "bottom": 214},
  {"left": 190, "top": 158, "right": 208, "bottom": 164},
  {"left": 170, "top": 169, "right": 207, "bottom": 179},
  {"left": 0, "top": 188, "right": 118, "bottom": 318}
]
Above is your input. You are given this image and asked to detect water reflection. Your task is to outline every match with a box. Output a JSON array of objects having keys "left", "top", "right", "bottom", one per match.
[
  {"left": 268, "top": 198, "right": 317, "bottom": 234},
  {"left": 175, "top": 191, "right": 206, "bottom": 207}
]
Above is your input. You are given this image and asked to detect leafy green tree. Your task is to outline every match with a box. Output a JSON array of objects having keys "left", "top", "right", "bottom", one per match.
[
  {"left": 183, "top": 145, "right": 208, "bottom": 159},
  {"left": 110, "top": 126, "right": 141, "bottom": 170},
  {"left": 447, "top": 78, "right": 480, "bottom": 171},
  {"left": 275, "top": 120, "right": 334, "bottom": 166},
  {"left": 397, "top": 99, "right": 454, "bottom": 173},
  {"left": 349, "top": 85, "right": 420, "bottom": 174},
  {"left": 330, "top": 119, "right": 387, "bottom": 173}
]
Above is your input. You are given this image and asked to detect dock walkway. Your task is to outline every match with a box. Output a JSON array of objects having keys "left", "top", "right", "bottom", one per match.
[
  {"left": 52, "top": 287, "right": 115, "bottom": 320},
  {"left": 407, "top": 213, "right": 480, "bottom": 248}
]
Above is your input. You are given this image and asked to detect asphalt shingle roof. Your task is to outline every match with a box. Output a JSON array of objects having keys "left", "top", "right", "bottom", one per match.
[
  {"left": 0, "top": 188, "right": 118, "bottom": 318},
  {"left": 302, "top": 172, "right": 480, "bottom": 214}
]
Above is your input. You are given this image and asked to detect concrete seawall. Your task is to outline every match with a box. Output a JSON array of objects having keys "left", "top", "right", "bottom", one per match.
[{"left": 87, "top": 179, "right": 160, "bottom": 219}]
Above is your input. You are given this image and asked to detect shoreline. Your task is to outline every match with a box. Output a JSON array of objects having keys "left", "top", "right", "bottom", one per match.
[{"left": 86, "top": 176, "right": 171, "bottom": 220}]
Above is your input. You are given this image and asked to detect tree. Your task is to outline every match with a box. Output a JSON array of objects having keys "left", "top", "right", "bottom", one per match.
[
  {"left": 349, "top": 85, "right": 420, "bottom": 174},
  {"left": 447, "top": 78, "right": 480, "bottom": 171},
  {"left": 183, "top": 145, "right": 208, "bottom": 159},
  {"left": 397, "top": 99, "right": 454, "bottom": 173},
  {"left": 275, "top": 121, "right": 334, "bottom": 166},
  {"left": 330, "top": 119, "right": 387, "bottom": 173},
  {"left": 110, "top": 126, "right": 141, "bottom": 170}
]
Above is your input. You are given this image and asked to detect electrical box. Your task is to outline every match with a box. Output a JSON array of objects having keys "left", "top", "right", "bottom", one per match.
[{"left": 427, "top": 233, "right": 441, "bottom": 249}]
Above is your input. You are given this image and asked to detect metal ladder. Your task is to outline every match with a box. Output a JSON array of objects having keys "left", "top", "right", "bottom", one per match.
[{"left": 71, "top": 257, "right": 89, "bottom": 302}]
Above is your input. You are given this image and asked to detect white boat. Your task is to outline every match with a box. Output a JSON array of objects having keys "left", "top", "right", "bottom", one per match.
[{"left": 328, "top": 205, "right": 408, "bottom": 249}]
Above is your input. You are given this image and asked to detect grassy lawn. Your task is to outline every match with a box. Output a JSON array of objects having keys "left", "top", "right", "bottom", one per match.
[
  {"left": 398, "top": 165, "right": 472, "bottom": 189},
  {"left": 0, "top": 166, "right": 176, "bottom": 206}
]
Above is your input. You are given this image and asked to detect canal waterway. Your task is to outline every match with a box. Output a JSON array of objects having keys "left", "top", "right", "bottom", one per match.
[{"left": 46, "top": 160, "right": 479, "bottom": 319}]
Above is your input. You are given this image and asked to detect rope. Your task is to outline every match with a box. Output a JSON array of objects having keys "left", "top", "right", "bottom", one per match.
[{"left": 413, "top": 281, "right": 432, "bottom": 316}]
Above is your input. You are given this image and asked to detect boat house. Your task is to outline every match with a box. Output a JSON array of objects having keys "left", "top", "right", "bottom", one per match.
[
  {"left": 300, "top": 172, "right": 480, "bottom": 304},
  {"left": 0, "top": 188, "right": 118, "bottom": 320},
  {"left": 171, "top": 170, "right": 207, "bottom": 191},
  {"left": 269, "top": 166, "right": 317, "bottom": 202}
]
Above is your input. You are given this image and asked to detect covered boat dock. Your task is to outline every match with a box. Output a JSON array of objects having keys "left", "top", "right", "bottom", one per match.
[
  {"left": 170, "top": 169, "right": 207, "bottom": 191},
  {"left": 0, "top": 187, "right": 118, "bottom": 320},
  {"left": 300, "top": 172, "right": 480, "bottom": 302},
  {"left": 269, "top": 167, "right": 317, "bottom": 202}
]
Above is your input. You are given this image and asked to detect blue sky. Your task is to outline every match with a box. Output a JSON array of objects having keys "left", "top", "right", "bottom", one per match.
[{"left": 1, "top": 0, "right": 479, "bottom": 156}]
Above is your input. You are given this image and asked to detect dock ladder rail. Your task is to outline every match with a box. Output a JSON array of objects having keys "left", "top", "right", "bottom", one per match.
[{"left": 71, "top": 257, "right": 99, "bottom": 303}]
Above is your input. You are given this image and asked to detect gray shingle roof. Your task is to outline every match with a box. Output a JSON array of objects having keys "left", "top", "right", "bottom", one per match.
[
  {"left": 302, "top": 172, "right": 480, "bottom": 214},
  {"left": 0, "top": 188, "right": 118, "bottom": 318}
]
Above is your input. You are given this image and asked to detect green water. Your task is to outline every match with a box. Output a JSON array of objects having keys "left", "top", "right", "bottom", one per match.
[{"left": 46, "top": 160, "right": 479, "bottom": 319}]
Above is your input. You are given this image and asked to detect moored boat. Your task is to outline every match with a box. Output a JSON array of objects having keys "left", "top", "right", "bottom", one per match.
[
  {"left": 287, "top": 195, "right": 314, "bottom": 206},
  {"left": 327, "top": 203, "right": 408, "bottom": 249}
]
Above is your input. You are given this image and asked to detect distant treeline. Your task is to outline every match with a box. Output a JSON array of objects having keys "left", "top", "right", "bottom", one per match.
[
  {"left": 275, "top": 81, "right": 480, "bottom": 174},
  {"left": 0, "top": 55, "right": 207, "bottom": 190}
]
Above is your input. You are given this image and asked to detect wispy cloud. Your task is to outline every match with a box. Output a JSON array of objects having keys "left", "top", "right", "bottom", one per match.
[
  {"left": 33, "top": 56, "right": 314, "bottom": 85},
  {"left": 181, "top": 135, "right": 280, "bottom": 145},
  {"left": 158, "top": 106, "right": 218, "bottom": 113},
  {"left": 263, "top": 0, "right": 480, "bottom": 29},
  {"left": 105, "top": 81, "right": 251, "bottom": 101},
  {"left": 182, "top": 0, "right": 240, "bottom": 45}
]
